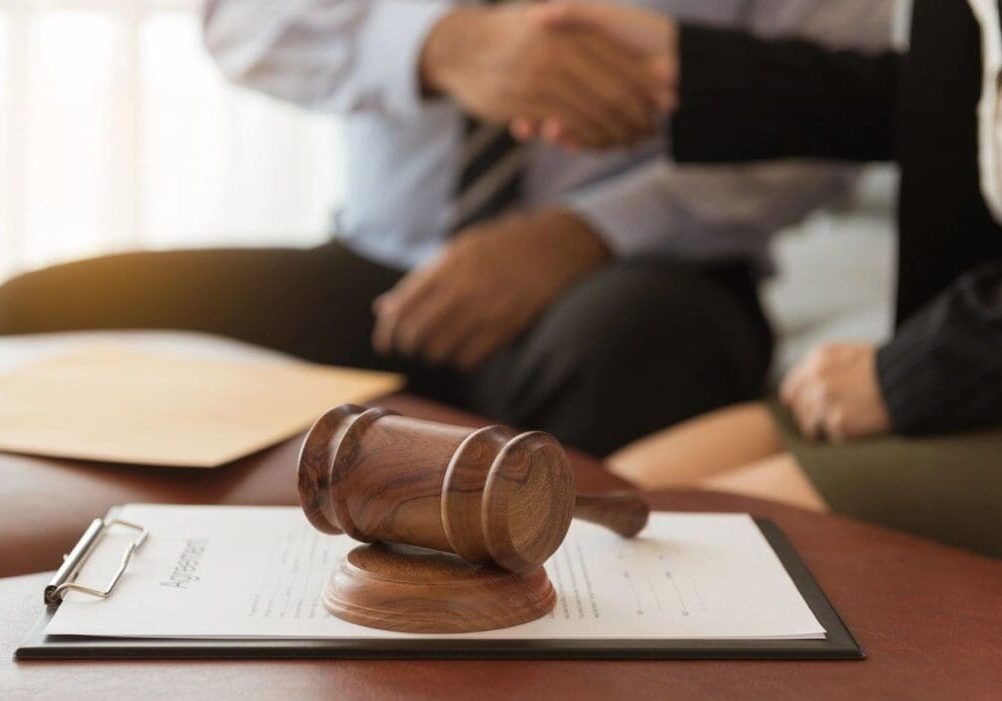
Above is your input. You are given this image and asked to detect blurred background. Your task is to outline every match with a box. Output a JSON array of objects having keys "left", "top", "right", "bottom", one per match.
[
  {"left": 0, "top": 0, "right": 341, "bottom": 281},
  {"left": 0, "top": 0, "right": 906, "bottom": 372}
]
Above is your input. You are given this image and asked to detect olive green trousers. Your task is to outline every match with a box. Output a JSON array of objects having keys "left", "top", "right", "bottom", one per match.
[{"left": 771, "top": 403, "right": 1002, "bottom": 559}]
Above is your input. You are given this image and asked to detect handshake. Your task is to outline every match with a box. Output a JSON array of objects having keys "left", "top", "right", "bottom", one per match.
[{"left": 420, "top": 1, "right": 677, "bottom": 150}]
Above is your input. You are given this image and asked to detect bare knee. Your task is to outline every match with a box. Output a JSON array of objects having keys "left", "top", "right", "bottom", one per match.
[
  {"left": 699, "top": 453, "right": 828, "bottom": 512},
  {"left": 607, "top": 402, "right": 784, "bottom": 490}
]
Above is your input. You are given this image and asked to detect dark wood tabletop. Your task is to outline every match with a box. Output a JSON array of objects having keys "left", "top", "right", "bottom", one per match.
[
  {"left": 4, "top": 489, "right": 1002, "bottom": 700},
  {"left": 3, "top": 395, "right": 1002, "bottom": 699}
]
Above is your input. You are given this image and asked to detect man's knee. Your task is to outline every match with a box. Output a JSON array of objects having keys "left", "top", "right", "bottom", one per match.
[
  {"left": 0, "top": 262, "right": 82, "bottom": 334},
  {"left": 0, "top": 252, "right": 216, "bottom": 335},
  {"left": 476, "top": 262, "right": 768, "bottom": 454},
  {"left": 530, "top": 262, "right": 743, "bottom": 376}
]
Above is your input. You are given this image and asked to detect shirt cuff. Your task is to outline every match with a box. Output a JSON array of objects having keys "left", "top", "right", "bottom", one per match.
[{"left": 357, "top": 0, "right": 454, "bottom": 117}]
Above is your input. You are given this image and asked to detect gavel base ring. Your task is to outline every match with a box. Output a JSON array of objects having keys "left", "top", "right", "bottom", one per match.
[{"left": 324, "top": 543, "right": 556, "bottom": 634}]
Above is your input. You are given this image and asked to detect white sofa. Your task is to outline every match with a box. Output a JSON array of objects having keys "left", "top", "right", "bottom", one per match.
[{"left": 763, "top": 166, "right": 897, "bottom": 381}]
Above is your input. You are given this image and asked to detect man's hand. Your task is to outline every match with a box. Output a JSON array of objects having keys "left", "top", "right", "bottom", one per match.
[
  {"left": 420, "top": 2, "right": 673, "bottom": 149},
  {"left": 511, "top": 2, "right": 679, "bottom": 150},
  {"left": 780, "top": 343, "right": 892, "bottom": 442},
  {"left": 372, "top": 210, "right": 610, "bottom": 370},
  {"left": 542, "top": 2, "right": 679, "bottom": 55}
]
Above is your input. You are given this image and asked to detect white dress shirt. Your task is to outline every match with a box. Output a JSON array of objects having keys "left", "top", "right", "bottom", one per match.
[
  {"left": 203, "top": 0, "right": 893, "bottom": 271},
  {"left": 968, "top": 0, "right": 1002, "bottom": 224}
]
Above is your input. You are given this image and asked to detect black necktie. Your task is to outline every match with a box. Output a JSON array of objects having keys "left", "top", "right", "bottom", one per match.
[{"left": 451, "top": 1, "right": 527, "bottom": 232}]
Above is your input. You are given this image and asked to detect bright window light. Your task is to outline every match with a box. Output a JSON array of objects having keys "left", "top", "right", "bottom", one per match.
[{"left": 0, "top": 1, "right": 343, "bottom": 281}]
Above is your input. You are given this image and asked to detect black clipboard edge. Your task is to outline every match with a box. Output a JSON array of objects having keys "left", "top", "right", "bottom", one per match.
[{"left": 15, "top": 519, "right": 863, "bottom": 661}]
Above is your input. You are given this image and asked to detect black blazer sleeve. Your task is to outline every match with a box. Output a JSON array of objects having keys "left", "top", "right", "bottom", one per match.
[
  {"left": 670, "top": 25, "right": 900, "bottom": 164},
  {"left": 876, "top": 260, "right": 1002, "bottom": 434}
]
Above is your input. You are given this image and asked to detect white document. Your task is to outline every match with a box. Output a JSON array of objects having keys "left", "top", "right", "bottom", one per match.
[{"left": 46, "top": 505, "right": 826, "bottom": 641}]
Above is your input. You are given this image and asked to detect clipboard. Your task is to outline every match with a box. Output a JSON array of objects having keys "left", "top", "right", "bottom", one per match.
[{"left": 15, "top": 517, "right": 863, "bottom": 661}]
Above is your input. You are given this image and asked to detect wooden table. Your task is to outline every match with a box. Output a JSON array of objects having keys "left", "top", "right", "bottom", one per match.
[
  {"left": 4, "top": 491, "right": 1002, "bottom": 700},
  {"left": 0, "top": 393, "right": 626, "bottom": 579},
  {"left": 3, "top": 394, "right": 1002, "bottom": 698}
]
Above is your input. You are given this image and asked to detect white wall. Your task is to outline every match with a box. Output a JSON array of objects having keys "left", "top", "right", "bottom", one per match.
[{"left": 0, "top": 0, "right": 342, "bottom": 281}]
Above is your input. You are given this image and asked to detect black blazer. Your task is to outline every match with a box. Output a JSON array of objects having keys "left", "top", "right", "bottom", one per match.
[{"left": 669, "top": 0, "right": 1002, "bottom": 435}]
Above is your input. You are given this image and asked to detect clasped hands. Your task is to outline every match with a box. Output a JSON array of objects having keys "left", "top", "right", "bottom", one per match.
[
  {"left": 377, "top": 2, "right": 893, "bottom": 441},
  {"left": 422, "top": 1, "right": 678, "bottom": 150},
  {"left": 373, "top": 2, "right": 674, "bottom": 372}
]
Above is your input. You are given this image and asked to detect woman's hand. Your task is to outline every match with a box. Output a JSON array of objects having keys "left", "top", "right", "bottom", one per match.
[
  {"left": 510, "top": 2, "right": 679, "bottom": 150},
  {"left": 780, "top": 342, "right": 892, "bottom": 441}
]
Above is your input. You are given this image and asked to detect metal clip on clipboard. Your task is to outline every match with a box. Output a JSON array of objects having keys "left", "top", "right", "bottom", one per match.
[{"left": 44, "top": 518, "right": 148, "bottom": 606}]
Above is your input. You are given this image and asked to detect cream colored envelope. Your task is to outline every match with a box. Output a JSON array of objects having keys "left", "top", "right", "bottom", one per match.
[{"left": 0, "top": 344, "right": 404, "bottom": 467}]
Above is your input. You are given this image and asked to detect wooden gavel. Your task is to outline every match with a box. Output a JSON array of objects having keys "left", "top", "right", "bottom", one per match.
[{"left": 298, "top": 405, "right": 649, "bottom": 573}]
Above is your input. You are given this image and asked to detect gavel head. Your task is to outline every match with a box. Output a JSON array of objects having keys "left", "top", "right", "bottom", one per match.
[{"left": 298, "top": 405, "right": 576, "bottom": 573}]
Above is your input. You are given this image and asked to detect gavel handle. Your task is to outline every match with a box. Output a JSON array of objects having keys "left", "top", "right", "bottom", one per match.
[{"left": 573, "top": 491, "right": 650, "bottom": 538}]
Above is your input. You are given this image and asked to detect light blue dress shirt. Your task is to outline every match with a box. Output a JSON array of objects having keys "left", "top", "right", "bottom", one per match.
[{"left": 203, "top": 0, "right": 892, "bottom": 271}]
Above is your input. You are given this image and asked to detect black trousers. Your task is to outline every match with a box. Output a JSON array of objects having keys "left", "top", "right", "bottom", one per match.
[{"left": 0, "top": 242, "right": 772, "bottom": 456}]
